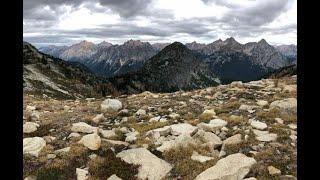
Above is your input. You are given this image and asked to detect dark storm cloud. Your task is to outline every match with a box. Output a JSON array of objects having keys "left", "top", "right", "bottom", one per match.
[
  {"left": 23, "top": 0, "right": 296, "bottom": 45},
  {"left": 98, "top": 0, "right": 153, "bottom": 17},
  {"left": 222, "top": 0, "right": 291, "bottom": 26}
]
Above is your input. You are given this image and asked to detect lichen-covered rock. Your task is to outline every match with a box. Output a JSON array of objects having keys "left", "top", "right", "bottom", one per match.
[{"left": 23, "top": 137, "right": 46, "bottom": 157}]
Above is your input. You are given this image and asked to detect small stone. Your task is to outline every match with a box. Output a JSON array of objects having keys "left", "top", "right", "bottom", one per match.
[
  {"left": 71, "top": 122, "right": 98, "bottom": 134},
  {"left": 275, "top": 118, "right": 284, "bottom": 124},
  {"left": 108, "top": 174, "right": 122, "bottom": 180},
  {"left": 136, "top": 109, "right": 146, "bottom": 116},
  {"left": 223, "top": 134, "right": 242, "bottom": 146},
  {"left": 251, "top": 120, "right": 268, "bottom": 130},
  {"left": 92, "top": 114, "right": 105, "bottom": 124},
  {"left": 101, "top": 99, "right": 122, "bottom": 113},
  {"left": 99, "top": 129, "right": 117, "bottom": 139},
  {"left": 191, "top": 151, "right": 214, "bottom": 163},
  {"left": 288, "top": 123, "right": 297, "bottom": 130},
  {"left": 64, "top": 105, "right": 71, "bottom": 111},
  {"left": 68, "top": 132, "right": 81, "bottom": 139},
  {"left": 119, "top": 127, "right": 130, "bottom": 133},
  {"left": 89, "top": 154, "right": 97, "bottom": 160},
  {"left": 256, "top": 100, "right": 268, "bottom": 107},
  {"left": 47, "top": 154, "right": 56, "bottom": 159},
  {"left": 24, "top": 175, "right": 37, "bottom": 180},
  {"left": 54, "top": 147, "right": 71, "bottom": 154},
  {"left": 118, "top": 109, "right": 129, "bottom": 116},
  {"left": 149, "top": 116, "right": 161, "bottom": 122},
  {"left": 125, "top": 132, "right": 139, "bottom": 143},
  {"left": 199, "top": 109, "right": 216, "bottom": 120},
  {"left": 268, "top": 166, "right": 281, "bottom": 175},
  {"left": 103, "top": 139, "right": 130, "bottom": 146},
  {"left": 23, "top": 122, "right": 40, "bottom": 133},
  {"left": 29, "top": 110, "right": 40, "bottom": 121},
  {"left": 78, "top": 133, "right": 101, "bottom": 150},
  {"left": 239, "top": 105, "right": 258, "bottom": 111},
  {"left": 43, "top": 136, "right": 56, "bottom": 143},
  {"left": 170, "top": 123, "right": 198, "bottom": 136},
  {"left": 26, "top": 105, "right": 36, "bottom": 111},
  {"left": 76, "top": 168, "right": 89, "bottom": 180},
  {"left": 168, "top": 113, "right": 180, "bottom": 119},
  {"left": 209, "top": 119, "right": 228, "bottom": 127},
  {"left": 256, "top": 133, "right": 277, "bottom": 142}
]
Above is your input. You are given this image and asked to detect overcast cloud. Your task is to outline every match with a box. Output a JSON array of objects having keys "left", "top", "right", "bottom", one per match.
[{"left": 23, "top": 0, "right": 297, "bottom": 47}]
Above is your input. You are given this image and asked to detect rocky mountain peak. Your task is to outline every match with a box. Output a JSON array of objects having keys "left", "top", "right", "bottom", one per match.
[
  {"left": 224, "top": 37, "right": 240, "bottom": 45},
  {"left": 98, "top": 41, "right": 113, "bottom": 48},
  {"left": 258, "top": 39, "right": 268, "bottom": 45},
  {"left": 124, "top": 39, "right": 146, "bottom": 47},
  {"left": 214, "top": 39, "right": 223, "bottom": 43},
  {"left": 78, "top": 40, "right": 94, "bottom": 46}
]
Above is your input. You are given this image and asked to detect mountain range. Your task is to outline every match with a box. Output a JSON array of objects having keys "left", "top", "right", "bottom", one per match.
[
  {"left": 24, "top": 38, "right": 297, "bottom": 96},
  {"left": 39, "top": 38, "right": 296, "bottom": 80}
]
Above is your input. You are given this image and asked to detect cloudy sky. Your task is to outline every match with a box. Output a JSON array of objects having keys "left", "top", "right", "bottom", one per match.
[{"left": 23, "top": 0, "right": 297, "bottom": 47}]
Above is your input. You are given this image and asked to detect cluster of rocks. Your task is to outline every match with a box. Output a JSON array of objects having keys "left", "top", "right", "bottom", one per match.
[{"left": 23, "top": 76, "right": 297, "bottom": 180}]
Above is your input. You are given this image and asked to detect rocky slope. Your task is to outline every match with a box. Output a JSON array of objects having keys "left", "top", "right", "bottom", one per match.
[
  {"left": 23, "top": 41, "right": 109, "bottom": 99},
  {"left": 107, "top": 42, "right": 220, "bottom": 94},
  {"left": 23, "top": 75, "right": 297, "bottom": 180},
  {"left": 266, "top": 64, "right": 297, "bottom": 79},
  {"left": 204, "top": 50, "right": 272, "bottom": 84}
]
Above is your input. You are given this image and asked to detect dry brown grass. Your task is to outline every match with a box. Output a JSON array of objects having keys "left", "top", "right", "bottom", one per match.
[
  {"left": 163, "top": 145, "right": 218, "bottom": 180},
  {"left": 256, "top": 108, "right": 296, "bottom": 124},
  {"left": 215, "top": 101, "right": 241, "bottom": 114},
  {"left": 247, "top": 145, "right": 297, "bottom": 179},
  {"left": 88, "top": 149, "right": 139, "bottom": 180}
]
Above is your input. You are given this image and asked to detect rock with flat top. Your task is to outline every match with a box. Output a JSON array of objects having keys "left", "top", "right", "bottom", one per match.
[
  {"left": 170, "top": 123, "right": 198, "bottom": 136},
  {"left": 116, "top": 148, "right": 172, "bottom": 180},
  {"left": 78, "top": 133, "right": 101, "bottom": 150},
  {"left": 99, "top": 129, "right": 117, "bottom": 139},
  {"left": 251, "top": 120, "right": 268, "bottom": 130},
  {"left": 191, "top": 151, "right": 214, "bottom": 163},
  {"left": 195, "top": 153, "right": 256, "bottom": 180}
]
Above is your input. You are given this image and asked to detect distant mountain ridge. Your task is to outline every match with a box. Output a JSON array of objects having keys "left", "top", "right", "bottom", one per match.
[{"left": 38, "top": 38, "right": 296, "bottom": 83}]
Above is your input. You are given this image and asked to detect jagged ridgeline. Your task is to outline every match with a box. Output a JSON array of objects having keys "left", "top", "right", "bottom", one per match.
[
  {"left": 108, "top": 42, "right": 220, "bottom": 94},
  {"left": 23, "top": 42, "right": 114, "bottom": 99}
]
